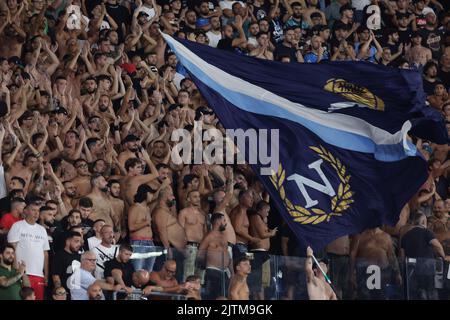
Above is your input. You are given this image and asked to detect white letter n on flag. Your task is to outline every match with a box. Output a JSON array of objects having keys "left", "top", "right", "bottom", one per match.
[{"left": 287, "top": 159, "right": 336, "bottom": 209}]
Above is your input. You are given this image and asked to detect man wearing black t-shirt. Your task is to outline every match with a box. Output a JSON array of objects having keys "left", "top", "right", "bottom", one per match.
[
  {"left": 396, "top": 12, "right": 413, "bottom": 45},
  {"left": 274, "top": 27, "right": 302, "bottom": 62},
  {"left": 51, "top": 231, "right": 82, "bottom": 296},
  {"left": 400, "top": 213, "right": 450, "bottom": 300},
  {"left": 105, "top": 0, "right": 132, "bottom": 42},
  {"left": 104, "top": 243, "right": 135, "bottom": 299},
  {"left": 418, "top": 8, "right": 445, "bottom": 60},
  {"left": 217, "top": 15, "right": 247, "bottom": 52}
]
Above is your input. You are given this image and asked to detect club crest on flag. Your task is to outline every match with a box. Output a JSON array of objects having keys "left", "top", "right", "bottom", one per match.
[
  {"left": 270, "top": 145, "right": 355, "bottom": 225},
  {"left": 324, "top": 78, "right": 385, "bottom": 112}
]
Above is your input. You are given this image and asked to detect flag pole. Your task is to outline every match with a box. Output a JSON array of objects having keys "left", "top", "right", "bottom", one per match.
[
  {"left": 311, "top": 253, "right": 332, "bottom": 284},
  {"left": 310, "top": 252, "right": 340, "bottom": 299}
]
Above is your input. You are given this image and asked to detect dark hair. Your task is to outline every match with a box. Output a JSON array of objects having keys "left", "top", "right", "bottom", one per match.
[
  {"left": 46, "top": 200, "right": 58, "bottom": 206},
  {"left": 256, "top": 31, "right": 269, "bottom": 39},
  {"left": 31, "top": 132, "right": 45, "bottom": 145},
  {"left": 156, "top": 163, "right": 169, "bottom": 171},
  {"left": 78, "top": 197, "right": 93, "bottom": 208},
  {"left": 233, "top": 256, "right": 250, "bottom": 272},
  {"left": 39, "top": 206, "right": 54, "bottom": 213},
  {"left": 210, "top": 213, "right": 224, "bottom": 225},
  {"left": 134, "top": 184, "right": 156, "bottom": 203},
  {"left": 256, "top": 200, "right": 270, "bottom": 212},
  {"left": 185, "top": 275, "right": 200, "bottom": 282},
  {"left": 107, "top": 179, "right": 120, "bottom": 188},
  {"left": 93, "top": 219, "right": 106, "bottom": 225},
  {"left": 11, "top": 197, "right": 26, "bottom": 205},
  {"left": 68, "top": 209, "right": 82, "bottom": 217},
  {"left": 10, "top": 176, "right": 26, "bottom": 188},
  {"left": 8, "top": 189, "right": 24, "bottom": 199},
  {"left": 20, "top": 287, "right": 35, "bottom": 300},
  {"left": 25, "top": 195, "right": 45, "bottom": 206},
  {"left": 125, "top": 158, "right": 142, "bottom": 171},
  {"left": 1, "top": 244, "right": 15, "bottom": 254},
  {"left": 86, "top": 137, "right": 100, "bottom": 149},
  {"left": 65, "top": 231, "right": 82, "bottom": 241},
  {"left": 423, "top": 61, "right": 438, "bottom": 74},
  {"left": 183, "top": 174, "right": 199, "bottom": 188},
  {"left": 74, "top": 158, "right": 87, "bottom": 168},
  {"left": 119, "top": 243, "right": 134, "bottom": 252}
]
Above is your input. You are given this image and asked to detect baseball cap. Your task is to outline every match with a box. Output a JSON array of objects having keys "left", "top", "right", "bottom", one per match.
[
  {"left": 422, "top": 7, "right": 436, "bottom": 17},
  {"left": 137, "top": 11, "right": 149, "bottom": 19}
]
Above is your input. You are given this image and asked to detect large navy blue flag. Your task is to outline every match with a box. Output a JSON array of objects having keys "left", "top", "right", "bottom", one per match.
[{"left": 162, "top": 34, "right": 448, "bottom": 250}]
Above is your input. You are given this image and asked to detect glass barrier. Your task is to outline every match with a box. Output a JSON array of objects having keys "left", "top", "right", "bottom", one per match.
[
  {"left": 127, "top": 245, "right": 228, "bottom": 300},
  {"left": 106, "top": 244, "right": 450, "bottom": 300},
  {"left": 404, "top": 257, "right": 445, "bottom": 300}
]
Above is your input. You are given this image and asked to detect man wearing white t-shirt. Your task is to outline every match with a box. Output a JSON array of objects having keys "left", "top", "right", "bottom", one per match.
[
  {"left": 7, "top": 202, "right": 50, "bottom": 300},
  {"left": 136, "top": 0, "right": 160, "bottom": 21},
  {"left": 86, "top": 219, "right": 105, "bottom": 251},
  {"left": 93, "top": 225, "right": 118, "bottom": 279},
  {"left": 219, "top": 0, "right": 245, "bottom": 12},
  {"left": 207, "top": 16, "right": 223, "bottom": 48}
]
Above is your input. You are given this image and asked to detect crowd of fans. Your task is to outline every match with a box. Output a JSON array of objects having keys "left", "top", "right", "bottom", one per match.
[{"left": 0, "top": 0, "right": 449, "bottom": 301}]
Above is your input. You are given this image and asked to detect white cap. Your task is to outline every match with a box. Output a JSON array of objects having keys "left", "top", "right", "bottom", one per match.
[{"left": 422, "top": 7, "right": 436, "bottom": 17}]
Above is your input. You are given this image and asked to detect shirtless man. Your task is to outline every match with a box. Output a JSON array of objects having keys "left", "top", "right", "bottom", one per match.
[
  {"left": 128, "top": 184, "right": 157, "bottom": 272},
  {"left": 198, "top": 213, "right": 232, "bottom": 300},
  {"left": 325, "top": 235, "right": 350, "bottom": 300},
  {"left": 0, "top": 11, "right": 26, "bottom": 58},
  {"left": 118, "top": 134, "right": 143, "bottom": 168},
  {"left": 212, "top": 167, "right": 236, "bottom": 257},
  {"left": 71, "top": 159, "right": 92, "bottom": 199},
  {"left": 108, "top": 179, "right": 125, "bottom": 240},
  {"left": 153, "top": 187, "right": 187, "bottom": 252},
  {"left": 150, "top": 140, "right": 169, "bottom": 165},
  {"left": 230, "top": 190, "right": 257, "bottom": 259},
  {"left": 178, "top": 190, "right": 207, "bottom": 281},
  {"left": 350, "top": 228, "right": 402, "bottom": 299},
  {"left": 148, "top": 260, "right": 190, "bottom": 294},
  {"left": 228, "top": 257, "right": 251, "bottom": 300},
  {"left": 148, "top": 163, "right": 171, "bottom": 192},
  {"left": 428, "top": 199, "right": 450, "bottom": 251},
  {"left": 86, "top": 174, "right": 115, "bottom": 228},
  {"left": 306, "top": 246, "right": 337, "bottom": 300},
  {"left": 7, "top": 152, "right": 39, "bottom": 195},
  {"left": 57, "top": 181, "right": 77, "bottom": 219},
  {"left": 406, "top": 32, "right": 432, "bottom": 69},
  {"left": 228, "top": 171, "right": 248, "bottom": 210},
  {"left": 248, "top": 202, "right": 277, "bottom": 300},
  {"left": 121, "top": 153, "right": 158, "bottom": 206}
]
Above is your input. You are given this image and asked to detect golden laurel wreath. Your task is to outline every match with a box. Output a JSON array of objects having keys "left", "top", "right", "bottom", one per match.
[{"left": 270, "top": 145, "right": 354, "bottom": 225}]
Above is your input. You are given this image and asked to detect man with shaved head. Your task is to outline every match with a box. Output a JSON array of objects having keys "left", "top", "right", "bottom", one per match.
[{"left": 87, "top": 283, "right": 103, "bottom": 300}]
